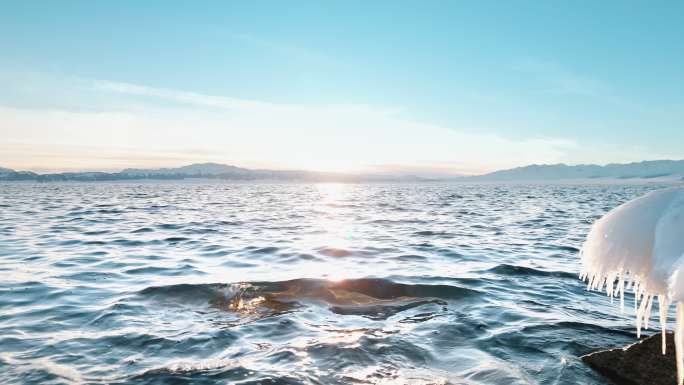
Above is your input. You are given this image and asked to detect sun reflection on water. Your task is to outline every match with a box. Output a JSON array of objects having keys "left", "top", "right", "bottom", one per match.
[{"left": 308, "top": 183, "right": 361, "bottom": 281}]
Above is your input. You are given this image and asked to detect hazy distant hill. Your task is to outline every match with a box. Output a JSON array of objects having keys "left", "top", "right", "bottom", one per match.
[
  {"left": 0, "top": 166, "right": 38, "bottom": 181},
  {"left": 0, "top": 162, "right": 431, "bottom": 182},
  {"left": 1, "top": 160, "right": 683, "bottom": 182},
  {"left": 469, "top": 160, "right": 684, "bottom": 181},
  {"left": 121, "top": 163, "right": 249, "bottom": 177}
]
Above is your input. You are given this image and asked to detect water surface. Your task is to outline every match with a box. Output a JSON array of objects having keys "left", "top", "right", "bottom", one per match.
[{"left": 0, "top": 182, "right": 671, "bottom": 384}]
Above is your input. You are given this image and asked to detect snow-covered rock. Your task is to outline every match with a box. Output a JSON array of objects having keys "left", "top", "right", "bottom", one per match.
[{"left": 581, "top": 186, "right": 684, "bottom": 383}]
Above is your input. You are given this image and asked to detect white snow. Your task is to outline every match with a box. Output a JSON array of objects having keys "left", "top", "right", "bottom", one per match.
[{"left": 580, "top": 186, "right": 684, "bottom": 383}]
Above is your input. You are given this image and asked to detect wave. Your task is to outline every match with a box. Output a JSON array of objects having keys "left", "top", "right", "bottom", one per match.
[
  {"left": 138, "top": 278, "right": 479, "bottom": 321},
  {"left": 486, "top": 264, "right": 577, "bottom": 279}
]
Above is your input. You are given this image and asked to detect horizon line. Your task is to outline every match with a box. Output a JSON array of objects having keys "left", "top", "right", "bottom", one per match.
[{"left": 4, "top": 158, "right": 684, "bottom": 178}]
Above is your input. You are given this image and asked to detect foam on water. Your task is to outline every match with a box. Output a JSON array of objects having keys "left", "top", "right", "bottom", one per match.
[{"left": 580, "top": 186, "right": 684, "bottom": 383}]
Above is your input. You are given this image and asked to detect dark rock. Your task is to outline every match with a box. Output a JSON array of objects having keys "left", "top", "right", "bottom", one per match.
[{"left": 582, "top": 332, "right": 676, "bottom": 385}]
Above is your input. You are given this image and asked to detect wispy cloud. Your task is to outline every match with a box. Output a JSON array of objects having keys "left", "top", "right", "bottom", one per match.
[
  {"left": 0, "top": 141, "right": 223, "bottom": 173},
  {"left": 0, "top": 73, "right": 673, "bottom": 174},
  {"left": 93, "top": 79, "right": 401, "bottom": 116},
  {"left": 94, "top": 80, "right": 295, "bottom": 113},
  {"left": 514, "top": 58, "right": 610, "bottom": 97}
]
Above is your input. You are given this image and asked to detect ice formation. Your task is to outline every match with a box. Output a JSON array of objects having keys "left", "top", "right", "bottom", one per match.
[{"left": 580, "top": 186, "right": 684, "bottom": 383}]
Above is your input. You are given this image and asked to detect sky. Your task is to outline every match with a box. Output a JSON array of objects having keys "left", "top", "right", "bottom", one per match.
[{"left": 0, "top": 1, "right": 682, "bottom": 175}]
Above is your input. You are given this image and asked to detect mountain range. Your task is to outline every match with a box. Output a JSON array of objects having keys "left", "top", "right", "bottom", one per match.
[
  {"left": 461, "top": 160, "right": 684, "bottom": 182},
  {"left": 1, "top": 160, "right": 683, "bottom": 182},
  {"left": 0, "top": 163, "right": 429, "bottom": 182}
]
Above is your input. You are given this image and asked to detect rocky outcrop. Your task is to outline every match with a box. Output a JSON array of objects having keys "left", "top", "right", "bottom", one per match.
[{"left": 582, "top": 333, "right": 676, "bottom": 385}]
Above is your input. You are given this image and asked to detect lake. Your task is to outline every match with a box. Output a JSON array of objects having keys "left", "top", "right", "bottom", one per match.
[{"left": 0, "top": 182, "right": 670, "bottom": 384}]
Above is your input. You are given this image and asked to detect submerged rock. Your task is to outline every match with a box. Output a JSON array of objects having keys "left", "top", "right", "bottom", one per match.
[{"left": 582, "top": 333, "right": 676, "bottom": 385}]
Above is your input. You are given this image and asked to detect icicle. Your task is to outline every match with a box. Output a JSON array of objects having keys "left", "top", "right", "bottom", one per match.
[
  {"left": 619, "top": 273, "right": 625, "bottom": 313},
  {"left": 659, "top": 295, "right": 669, "bottom": 355},
  {"left": 597, "top": 275, "right": 605, "bottom": 292},
  {"left": 633, "top": 281, "right": 640, "bottom": 312},
  {"left": 578, "top": 188, "right": 684, "bottom": 382},
  {"left": 608, "top": 274, "right": 614, "bottom": 303},
  {"left": 636, "top": 293, "right": 649, "bottom": 338},
  {"left": 675, "top": 303, "right": 684, "bottom": 385},
  {"left": 606, "top": 272, "right": 614, "bottom": 297},
  {"left": 626, "top": 276, "right": 634, "bottom": 291},
  {"left": 644, "top": 294, "right": 654, "bottom": 330}
]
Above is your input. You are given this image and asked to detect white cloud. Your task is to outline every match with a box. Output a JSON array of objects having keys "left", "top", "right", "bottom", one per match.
[
  {"left": 93, "top": 80, "right": 295, "bottom": 113},
  {"left": 0, "top": 77, "right": 671, "bottom": 174}
]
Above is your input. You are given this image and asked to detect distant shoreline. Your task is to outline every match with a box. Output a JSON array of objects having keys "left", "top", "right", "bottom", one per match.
[
  {"left": 0, "top": 177, "right": 681, "bottom": 185},
  {"left": 2, "top": 160, "right": 683, "bottom": 184}
]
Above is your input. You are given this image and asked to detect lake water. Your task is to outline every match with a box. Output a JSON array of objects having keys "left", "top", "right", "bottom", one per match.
[{"left": 0, "top": 182, "right": 672, "bottom": 384}]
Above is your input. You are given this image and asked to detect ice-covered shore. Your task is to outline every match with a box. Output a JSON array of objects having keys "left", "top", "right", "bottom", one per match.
[{"left": 581, "top": 186, "right": 684, "bottom": 383}]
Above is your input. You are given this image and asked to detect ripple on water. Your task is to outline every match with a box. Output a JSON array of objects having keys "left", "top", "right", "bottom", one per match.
[{"left": 0, "top": 182, "right": 670, "bottom": 384}]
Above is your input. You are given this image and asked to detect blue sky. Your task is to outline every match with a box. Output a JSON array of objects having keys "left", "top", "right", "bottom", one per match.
[{"left": 0, "top": 1, "right": 682, "bottom": 174}]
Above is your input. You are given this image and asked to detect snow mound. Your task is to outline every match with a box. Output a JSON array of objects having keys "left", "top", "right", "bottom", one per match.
[{"left": 580, "top": 186, "right": 684, "bottom": 383}]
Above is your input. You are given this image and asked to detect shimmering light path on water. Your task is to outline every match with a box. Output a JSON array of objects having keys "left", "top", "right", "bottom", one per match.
[{"left": 0, "top": 182, "right": 672, "bottom": 384}]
